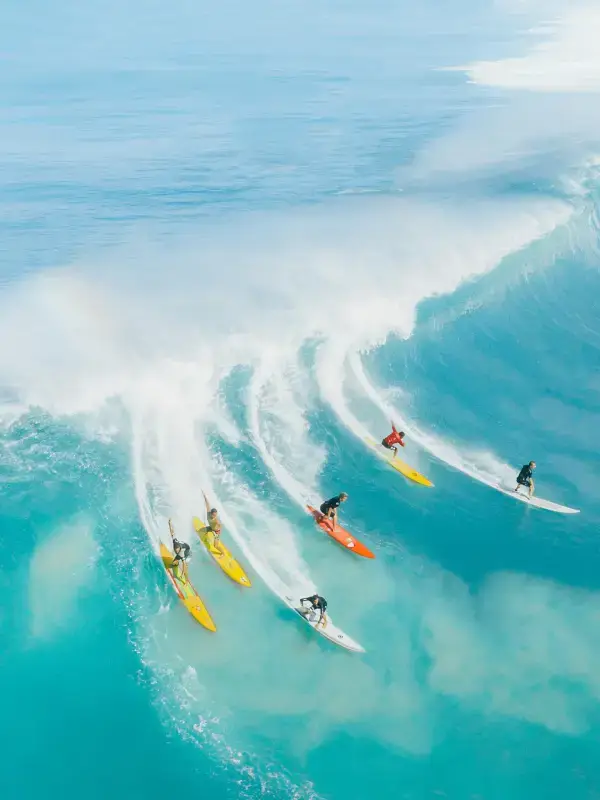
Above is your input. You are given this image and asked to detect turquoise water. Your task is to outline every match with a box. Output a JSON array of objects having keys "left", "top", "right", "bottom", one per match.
[{"left": 3, "top": 2, "right": 600, "bottom": 798}]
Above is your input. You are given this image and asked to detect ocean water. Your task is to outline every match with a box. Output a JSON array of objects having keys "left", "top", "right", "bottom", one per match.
[{"left": 2, "top": 1, "right": 600, "bottom": 798}]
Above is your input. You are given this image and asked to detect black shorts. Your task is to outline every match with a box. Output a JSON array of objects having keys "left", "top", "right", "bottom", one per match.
[
  {"left": 517, "top": 478, "right": 531, "bottom": 488},
  {"left": 319, "top": 503, "right": 333, "bottom": 515},
  {"left": 381, "top": 439, "right": 395, "bottom": 450}
]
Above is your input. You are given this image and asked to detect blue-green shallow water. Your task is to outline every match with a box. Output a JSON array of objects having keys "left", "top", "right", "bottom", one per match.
[{"left": 3, "top": 1, "right": 600, "bottom": 799}]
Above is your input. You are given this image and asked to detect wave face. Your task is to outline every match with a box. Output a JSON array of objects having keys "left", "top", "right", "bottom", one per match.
[{"left": 2, "top": 2, "right": 600, "bottom": 799}]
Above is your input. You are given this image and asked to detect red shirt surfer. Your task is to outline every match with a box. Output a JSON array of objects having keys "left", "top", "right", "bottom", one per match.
[{"left": 381, "top": 423, "right": 405, "bottom": 458}]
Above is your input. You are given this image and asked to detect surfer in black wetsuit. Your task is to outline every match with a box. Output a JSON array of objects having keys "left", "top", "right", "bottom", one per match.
[
  {"left": 168, "top": 519, "right": 191, "bottom": 579},
  {"left": 319, "top": 492, "right": 348, "bottom": 527},
  {"left": 299, "top": 594, "right": 328, "bottom": 625},
  {"left": 515, "top": 461, "right": 536, "bottom": 498}
]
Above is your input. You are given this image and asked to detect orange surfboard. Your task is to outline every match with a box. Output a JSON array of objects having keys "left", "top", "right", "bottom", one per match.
[{"left": 306, "top": 506, "right": 375, "bottom": 559}]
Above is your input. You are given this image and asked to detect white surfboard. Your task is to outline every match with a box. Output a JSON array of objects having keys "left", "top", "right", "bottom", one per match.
[
  {"left": 284, "top": 595, "right": 365, "bottom": 653},
  {"left": 496, "top": 484, "right": 579, "bottom": 514}
]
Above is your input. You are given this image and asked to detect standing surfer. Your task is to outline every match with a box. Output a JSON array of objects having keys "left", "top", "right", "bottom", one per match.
[
  {"left": 319, "top": 492, "right": 348, "bottom": 529},
  {"left": 381, "top": 422, "right": 406, "bottom": 458},
  {"left": 515, "top": 461, "right": 536, "bottom": 498}
]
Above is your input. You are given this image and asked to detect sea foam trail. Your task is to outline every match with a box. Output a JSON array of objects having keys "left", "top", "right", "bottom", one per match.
[
  {"left": 315, "top": 339, "right": 374, "bottom": 446},
  {"left": 128, "top": 366, "right": 316, "bottom": 600},
  {"left": 315, "top": 337, "right": 515, "bottom": 491},
  {"left": 347, "top": 350, "right": 517, "bottom": 489},
  {"left": 247, "top": 357, "right": 323, "bottom": 510}
]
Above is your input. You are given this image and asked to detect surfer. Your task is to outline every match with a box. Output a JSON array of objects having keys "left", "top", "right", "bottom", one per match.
[
  {"left": 515, "top": 461, "right": 536, "bottom": 498},
  {"left": 319, "top": 492, "right": 348, "bottom": 528},
  {"left": 381, "top": 422, "right": 405, "bottom": 458},
  {"left": 197, "top": 491, "right": 224, "bottom": 555},
  {"left": 299, "top": 594, "right": 328, "bottom": 626},
  {"left": 168, "top": 519, "right": 191, "bottom": 580}
]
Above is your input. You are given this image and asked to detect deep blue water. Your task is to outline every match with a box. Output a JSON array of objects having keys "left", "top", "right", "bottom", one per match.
[{"left": 2, "top": 2, "right": 600, "bottom": 799}]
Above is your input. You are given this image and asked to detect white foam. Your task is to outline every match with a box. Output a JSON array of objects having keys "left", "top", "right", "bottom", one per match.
[
  {"left": 247, "top": 356, "right": 326, "bottom": 509},
  {"left": 315, "top": 339, "right": 374, "bottom": 447},
  {"left": 460, "top": 6, "right": 600, "bottom": 92},
  {"left": 0, "top": 196, "right": 572, "bottom": 417}
]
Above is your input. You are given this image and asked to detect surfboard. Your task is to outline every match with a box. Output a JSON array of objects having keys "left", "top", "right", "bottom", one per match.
[
  {"left": 495, "top": 484, "right": 579, "bottom": 514},
  {"left": 283, "top": 595, "right": 365, "bottom": 653},
  {"left": 364, "top": 437, "right": 433, "bottom": 487},
  {"left": 306, "top": 505, "right": 375, "bottom": 558},
  {"left": 192, "top": 516, "right": 252, "bottom": 587},
  {"left": 160, "top": 543, "right": 217, "bottom": 631}
]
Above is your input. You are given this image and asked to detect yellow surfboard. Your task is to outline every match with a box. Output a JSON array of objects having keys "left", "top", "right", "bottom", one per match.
[
  {"left": 192, "top": 517, "right": 252, "bottom": 587},
  {"left": 160, "top": 543, "right": 217, "bottom": 631},
  {"left": 365, "top": 437, "right": 433, "bottom": 487}
]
